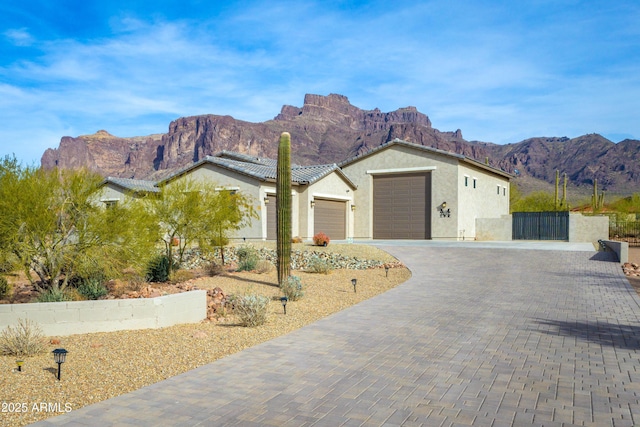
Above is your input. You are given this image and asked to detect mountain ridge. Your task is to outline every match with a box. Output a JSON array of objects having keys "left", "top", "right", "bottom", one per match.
[{"left": 41, "top": 94, "right": 640, "bottom": 195}]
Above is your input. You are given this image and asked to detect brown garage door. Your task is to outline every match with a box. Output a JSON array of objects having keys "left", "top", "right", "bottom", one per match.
[
  {"left": 314, "top": 199, "right": 346, "bottom": 240},
  {"left": 266, "top": 195, "right": 276, "bottom": 240},
  {"left": 373, "top": 173, "right": 431, "bottom": 239}
]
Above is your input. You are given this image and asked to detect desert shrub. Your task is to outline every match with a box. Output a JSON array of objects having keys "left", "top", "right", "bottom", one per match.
[
  {"left": 36, "top": 288, "right": 73, "bottom": 302},
  {"left": 170, "top": 269, "right": 195, "bottom": 284},
  {"left": 306, "top": 255, "right": 332, "bottom": 274},
  {"left": 280, "top": 275, "right": 304, "bottom": 301},
  {"left": 313, "top": 232, "right": 330, "bottom": 246},
  {"left": 0, "top": 253, "right": 18, "bottom": 274},
  {"left": 233, "top": 293, "right": 269, "bottom": 327},
  {"left": 0, "top": 318, "right": 47, "bottom": 357},
  {"left": 254, "top": 259, "right": 274, "bottom": 274},
  {"left": 146, "top": 255, "right": 170, "bottom": 282},
  {"left": 206, "top": 261, "right": 225, "bottom": 276},
  {"left": 291, "top": 236, "right": 303, "bottom": 244},
  {"left": 0, "top": 276, "right": 13, "bottom": 300},
  {"left": 236, "top": 245, "right": 259, "bottom": 272},
  {"left": 77, "top": 277, "right": 108, "bottom": 300}
]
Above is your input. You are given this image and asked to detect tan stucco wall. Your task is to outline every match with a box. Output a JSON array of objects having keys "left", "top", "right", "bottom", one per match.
[
  {"left": 297, "top": 172, "right": 355, "bottom": 240},
  {"left": 476, "top": 215, "right": 513, "bottom": 241},
  {"left": 569, "top": 214, "right": 609, "bottom": 243},
  {"left": 96, "top": 183, "right": 129, "bottom": 204},
  {"left": 457, "top": 163, "right": 510, "bottom": 239},
  {"left": 341, "top": 145, "right": 462, "bottom": 240},
  {"left": 166, "top": 164, "right": 265, "bottom": 239}
]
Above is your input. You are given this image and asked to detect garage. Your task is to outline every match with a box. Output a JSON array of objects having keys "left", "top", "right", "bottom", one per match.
[
  {"left": 314, "top": 199, "right": 346, "bottom": 240},
  {"left": 373, "top": 173, "right": 431, "bottom": 239}
]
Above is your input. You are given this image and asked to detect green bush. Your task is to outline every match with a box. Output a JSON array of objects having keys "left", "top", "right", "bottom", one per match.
[
  {"left": 280, "top": 275, "right": 304, "bottom": 301},
  {"left": 0, "top": 276, "right": 12, "bottom": 300},
  {"left": 236, "top": 245, "right": 259, "bottom": 272},
  {"left": 77, "top": 277, "right": 108, "bottom": 300},
  {"left": 233, "top": 293, "right": 269, "bottom": 327},
  {"left": 306, "top": 255, "right": 332, "bottom": 274},
  {"left": 0, "top": 318, "right": 47, "bottom": 357},
  {"left": 36, "top": 288, "right": 72, "bottom": 302},
  {"left": 146, "top": 255, "right": 170, "bottom": 282}
]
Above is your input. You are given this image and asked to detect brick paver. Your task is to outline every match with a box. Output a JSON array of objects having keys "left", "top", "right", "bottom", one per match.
[{"left": 31, "top": 246, "right": 640, "bottom": 426}]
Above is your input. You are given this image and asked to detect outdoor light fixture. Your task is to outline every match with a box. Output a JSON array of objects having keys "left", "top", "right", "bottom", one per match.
[
  {"left": 310, "top": 200, "right": 315, "bottom": 208},
  {"left": 351, "top": 278, "right": 357, "bottom": 293},
  {"left": 385, "top": 265, "right": 390, "bottom": 277},
  {"left": 52, "top": 348, "right": 68, "bottom": 381},
  {"left": 351, "top": 205, "right": 356, "bottom": 211},
  {"left": 16, "top": 360, "right": 24, "bottom": 372},
  {"left": 264, "top": 197, "right": 269, "bottom": 204},
  {"left": 280, "top": 296, "right": 288, "bottom": 314},
  {"left": 438, "top": 202, "right": 451, "bottom": 218}
]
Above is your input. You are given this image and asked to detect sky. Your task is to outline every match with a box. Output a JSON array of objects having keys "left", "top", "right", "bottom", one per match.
[{"left": 1, "top": 0, "right": 639, "bottom": 165}]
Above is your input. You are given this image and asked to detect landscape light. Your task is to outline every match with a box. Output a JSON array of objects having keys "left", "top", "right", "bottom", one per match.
[
  {"left": 52, "top": 348, "right": 68, "bottom": 381},
  {"left": 385, "top": 265, "right": 389, "bottom": 277},
  {"left": 280, "top": 296, "right": 288, "bottom": 314},
  {"left": 351, "top": 278, "right": 357, "bottom": 293},
  {"left": 16, "top": 360, "right": 24, "bottom": 372}
]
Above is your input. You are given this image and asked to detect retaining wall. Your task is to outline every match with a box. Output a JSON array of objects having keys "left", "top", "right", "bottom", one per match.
[
  {"left": 0, "top": 290, "right": 207, "bottom": 336},
  {"left": 476, "top": 213, "right": 609, "bottom": 242}
]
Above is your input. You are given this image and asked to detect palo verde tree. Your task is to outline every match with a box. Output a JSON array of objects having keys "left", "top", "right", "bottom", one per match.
[
  {"left": 0, "top": 158, "right": 158, "bottom": 293},
  {"left": 276, "top": 132, "right": 292, "bottom": 285},
  {"left": 152, "top": 178, "right": 256, "bottom": 270}
]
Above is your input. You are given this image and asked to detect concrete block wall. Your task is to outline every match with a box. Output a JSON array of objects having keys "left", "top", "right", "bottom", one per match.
[
  {"left": 476, "top": 215, "right": 513, "bottom": 241},
  {"left": 569, "top": 214, "right": 609, "bottom": 243},
  {"left": 0, "top": 290, "right": 207, "bottom": 336}
]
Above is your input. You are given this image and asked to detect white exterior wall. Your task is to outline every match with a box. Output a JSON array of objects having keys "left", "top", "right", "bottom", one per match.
[
  {"left": 457, "top": 163, "right": 510, "bottom": 240},
  {"left": 0, "top": 291, "right": 207, "bottom": 336},
  {"left": 341, "top": 145, "right": 461, "bottom": 240}
]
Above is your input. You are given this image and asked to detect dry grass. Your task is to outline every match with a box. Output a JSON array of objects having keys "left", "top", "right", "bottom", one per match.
[{"left": 0, "top": 245, "right": 410, "bottom": 427}]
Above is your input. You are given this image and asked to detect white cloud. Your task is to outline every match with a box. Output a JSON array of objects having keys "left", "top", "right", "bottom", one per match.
[{"left": 3, "top": 28, "right": 34, "bottom": 46}]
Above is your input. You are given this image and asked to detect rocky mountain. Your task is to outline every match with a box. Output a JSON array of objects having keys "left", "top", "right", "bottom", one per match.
[{"left": 41, "top": 93, "right": 640, "bottom": 195}]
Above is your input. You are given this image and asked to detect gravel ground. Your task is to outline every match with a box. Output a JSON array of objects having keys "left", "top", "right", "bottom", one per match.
[{"left": 1, "top": 256, "right": 410, "bottom": 426}]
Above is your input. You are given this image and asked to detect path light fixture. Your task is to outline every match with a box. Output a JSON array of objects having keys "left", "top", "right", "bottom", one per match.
[
  {"left": 351, "top": 278, "right": 357, "bottom": 293},
  {"left": 52, "top": 348, "right": 68, "bottom": 381},
  {"left": 280, "top": 296, "right": 288, "bottom": 315},
  {"left": 385, "top": 265, "right": 389, "bottom": 277},
  {"left": 16, "top": 360, "right": 24, "bottom": 372}
]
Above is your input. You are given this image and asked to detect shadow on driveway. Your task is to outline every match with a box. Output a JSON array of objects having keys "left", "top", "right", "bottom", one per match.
[{"left": 534, "top": 318, "right": 640, "bottom": 350}]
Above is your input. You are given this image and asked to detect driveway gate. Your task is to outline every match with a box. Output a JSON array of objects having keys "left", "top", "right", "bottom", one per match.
[{"left": 512, "top": 211, "right": 569, "bottom": 240}]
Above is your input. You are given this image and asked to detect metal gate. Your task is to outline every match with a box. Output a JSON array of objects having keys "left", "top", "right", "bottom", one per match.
[
  {"left": 512, "top": 211, "right": 569, "bottom": 240},
  {"left": 610, "top": 221, "right": 640, "bottom": 247}
]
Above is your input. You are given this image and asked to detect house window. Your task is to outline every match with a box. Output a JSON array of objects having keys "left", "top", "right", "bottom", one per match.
[
  {"left": 103, "top": 200, "right": 118, "bottom": 209},
  {"left": 473, "top": 178, "right": 477, "bottom": 189},
  {"left": 503, "top": 186, "right": 506, "bottom": 196},
  {"left": 464, "top": 176, "right": 469, "bottom": 187},
  {"left": 497, "top": 185, "right": 500, "bottom": 195}
]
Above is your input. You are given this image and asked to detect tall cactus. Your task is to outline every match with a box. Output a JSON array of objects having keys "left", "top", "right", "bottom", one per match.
[
  {"left": 554, "top": 170, "right": 559, "bottom": 210},
  {"left": 592, "top": 178, "right": 598, "bottom": 211},
  {"left": 276, "top": 132, "right": 292, "bottom": 285},
  {"left": 561, "top": 173, "right": 567, "bottom": 208}
]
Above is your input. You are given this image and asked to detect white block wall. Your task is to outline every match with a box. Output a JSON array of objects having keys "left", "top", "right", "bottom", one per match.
[{"left": 0, "top": 290, "right": 207, "bottom": 336}]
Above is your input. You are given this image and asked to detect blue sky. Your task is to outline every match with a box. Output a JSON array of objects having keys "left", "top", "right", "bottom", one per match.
[{"left": 1, "top": 0, "right": 639, "bottom": 164}]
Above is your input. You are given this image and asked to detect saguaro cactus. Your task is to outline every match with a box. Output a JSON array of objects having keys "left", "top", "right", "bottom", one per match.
[
  {"left": 554, "top": 170, "right": 559, "bottom": 210},
  {"left": 561, "top": 173, "right": 567, "bottom": 208},
  {"left": 276, "top": 132, "right": 292, "bottom": 285}
]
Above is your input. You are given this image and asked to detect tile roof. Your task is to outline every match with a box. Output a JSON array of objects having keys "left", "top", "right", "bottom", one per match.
[
  {"left": 103, "top": 177, "right": 159, "bottom": 193},
  {"left": 158, "top": 151, "right": 356, "bottom": 188},
  {"left": 338, "top": 138, "right": 512, "bottom": 179}
]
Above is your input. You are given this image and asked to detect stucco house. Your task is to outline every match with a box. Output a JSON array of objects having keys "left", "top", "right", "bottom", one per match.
[
  {"left": 339, "top": 139, "right": 511, "bottom": 240},
  {"left": 98, "top": 141, "right": 511, "bottom": 242},
  {"left": 98, "top": 151, "right": 357, "bottom": 240}
]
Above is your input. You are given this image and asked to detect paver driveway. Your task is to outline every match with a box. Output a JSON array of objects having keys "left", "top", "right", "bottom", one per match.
[{"left": 32, "top": 245, "right": 640, "bottom": 426}]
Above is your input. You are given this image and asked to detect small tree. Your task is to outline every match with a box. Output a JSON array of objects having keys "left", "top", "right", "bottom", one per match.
[
  {"left": 152, "top": 178, "right": 255, "bottom": 270},
  {"left": 0, "top": 159, "right": 158, "bottom": 293}
]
